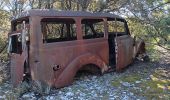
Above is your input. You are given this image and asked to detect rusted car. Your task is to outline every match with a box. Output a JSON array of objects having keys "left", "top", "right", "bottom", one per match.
[{"left": 8, "top": 9, "right": 146, "bottom": 89}]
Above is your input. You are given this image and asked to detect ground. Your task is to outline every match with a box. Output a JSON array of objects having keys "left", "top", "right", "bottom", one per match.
[{"left": 0, "top": 49, "right": 169, "bottom": 100}]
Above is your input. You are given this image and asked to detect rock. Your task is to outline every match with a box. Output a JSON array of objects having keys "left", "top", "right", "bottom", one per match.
[
  {"left": 22, "top": 93, "right": 36, "bottom": 100},
  {"left": 146, "top": 86, "right": 150, "bottom": 89},
  {"left": 114, "top": 95, "right": 119, "bottom": 98},
  {"left": 92, "top": 76, "right": 97, "bottom": 79},
  {"left": 123, "top": 92, "right": 126, "bottom": 94},
  {"left": 122, "top": 95, "right": 129, "bottom": 100},
  {"left": 58, "top": 91, "right": 62, "bottom": 94},
  {"left": 109, "top": 97, "right": 115, "bottom": 100},
  {"left": 121, "top": 82, "right": 132, "bottom": 87},
  {"left": 46, "top": 96, "right": 55, "bottom": 100},
  {"left": 93, "top": 93, "right": 97, "bottom": 97},
  {"left": 0, "top": 95, "right": 5, "bottom": 99},
  {"left": 65, "top": 92, "right": 74, "bottom": 97},
  {"left": 79, "top": 92, "right": 85, "bottom": 97},
  {"left": 135, "top": 81, "right": 141, "bottom": 84},
  {"left": 130, "top": 92, "right": 134, "bottom": 96},
  {"left": 60, "top": 96, "right": 67, "bottom": 100}
]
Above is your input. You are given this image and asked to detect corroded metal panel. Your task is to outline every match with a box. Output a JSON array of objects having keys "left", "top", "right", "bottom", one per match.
[
  {"left": 12, "top": 9, "right": 123, "bottom": 21},
  {"left": 39, "top": 38, "right": 109, "bottom": 88},
  {"left": 10, "top": 51, "right": 27, "bottom": 87},
  {"left": 115, "top": 35, "right": 134, "bottom": 71}
]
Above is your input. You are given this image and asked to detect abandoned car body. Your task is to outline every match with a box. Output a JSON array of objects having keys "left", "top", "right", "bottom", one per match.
[{"left": 8, "top": 9, "right": 146, "bottom": 88}]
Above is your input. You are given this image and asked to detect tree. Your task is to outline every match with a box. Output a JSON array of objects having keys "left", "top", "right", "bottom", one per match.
[{"left": 124, "top": 0, "right": 170, "bottom": 50}]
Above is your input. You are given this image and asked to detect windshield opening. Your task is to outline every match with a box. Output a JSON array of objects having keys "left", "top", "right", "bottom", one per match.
[
  {"left": 8, "top": 18, "right": 30, "bottom": 54},
  {"left": 12, "top": 18, "right": 29, "bottom": 31},
  {"left": 8, "top": 34, "right": 22, "bottom": 54}
]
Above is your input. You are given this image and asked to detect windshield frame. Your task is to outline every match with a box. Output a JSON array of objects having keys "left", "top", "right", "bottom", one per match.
[{"left": 8, "top": 33, "right": 22, "bottom": 54}]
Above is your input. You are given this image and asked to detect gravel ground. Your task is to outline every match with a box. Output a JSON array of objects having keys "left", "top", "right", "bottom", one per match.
[{"left": 0, "top": 50, "right": 169, "bottom": 100}]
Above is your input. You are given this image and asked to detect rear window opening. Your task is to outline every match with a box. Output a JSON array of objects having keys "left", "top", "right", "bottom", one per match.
[{"left": 41, "top": 18, "right": 77, "bottom": 43}]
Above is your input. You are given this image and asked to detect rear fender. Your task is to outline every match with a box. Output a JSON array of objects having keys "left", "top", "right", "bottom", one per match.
[{"left": 54, "top": 53, "right": 108, "bottom": 88}]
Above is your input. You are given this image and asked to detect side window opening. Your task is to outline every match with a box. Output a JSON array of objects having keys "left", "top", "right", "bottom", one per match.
[
  {"left": 81, "top": 19, "right": 104, "bottom": 39},
  {"left": 41, "top": 18, "right": 77, "bottom": 43},
  {"left": 108, "top": 19, "right": 127, "bottom": 36}
]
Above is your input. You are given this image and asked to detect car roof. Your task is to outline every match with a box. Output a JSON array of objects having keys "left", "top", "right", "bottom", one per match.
[{"left": 13, "top": 9, "right": 124, "bottom": 21}]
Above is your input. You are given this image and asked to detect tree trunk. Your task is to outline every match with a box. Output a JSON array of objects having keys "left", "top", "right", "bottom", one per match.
[{"left": 38, "top": 0, "right": 42, "bottom": 9}]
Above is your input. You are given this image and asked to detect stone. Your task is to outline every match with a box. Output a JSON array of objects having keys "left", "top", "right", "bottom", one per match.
[
  {"left": 122, "top": 82, "right": 132, "bottom": 87},
  {"left": 46, "top": 96, "right": 55, "bottom": 100},
  {"left": 130, "top": 92, "right": 134, "bottom": 96},
  {"left": 0, "top": 95, "right": 5, "bottom": 99},
  {"left": 135, "top": 81, "right": 141, "bottom": 84},
  {"left": 65, "top": 92, "right": 74, "bottom": 97},
  {"left": 122, "top": 95, "right": 129, "bottom": 100}
]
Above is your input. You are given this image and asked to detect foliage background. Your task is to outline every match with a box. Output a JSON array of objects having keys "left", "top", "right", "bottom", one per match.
[{"left": 0, "top": 0, "right": 169, "bottom": 61}]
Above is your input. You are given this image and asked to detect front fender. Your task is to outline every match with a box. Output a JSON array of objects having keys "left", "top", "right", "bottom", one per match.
[
  {"left": 54, "top": 53, "right": 108, "bottom": 88},
  {"left": 134, "top": 40, "right": 146, "bottom": 58}
]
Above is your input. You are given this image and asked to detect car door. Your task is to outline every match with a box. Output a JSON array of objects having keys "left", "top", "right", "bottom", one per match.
[
  {"left": 110, "top": 19, "right": 135, "bottom": 71},
  {"left": 115, "top": 35, "right": 134, "bottom": 71},
  {"left": 9, "top": 21, "right": 29, "bottom": 87},
  {"left": 9, "top": 33, "right": 28, "bottom": 87}
]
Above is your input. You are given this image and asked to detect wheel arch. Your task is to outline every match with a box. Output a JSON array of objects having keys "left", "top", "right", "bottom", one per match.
[{"left": 54, "top": 53, "right": 108, "bottom": 88}]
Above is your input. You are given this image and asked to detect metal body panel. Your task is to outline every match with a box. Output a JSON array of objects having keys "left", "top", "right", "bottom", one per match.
[
  {"left": 10, "top": 51, "right": 27, "bottom": 87},
  {"left": 115, "top": 35, "right": 134, "bottom": 71},
  {"left": 39, "top": 38, "right": 109, "bottom": 87},
  {"left": 12, "top": 9, "right": 124, "bottom": 21},
  {"left": 29, "top": 16, "right": 42, "bottom": 81}
]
